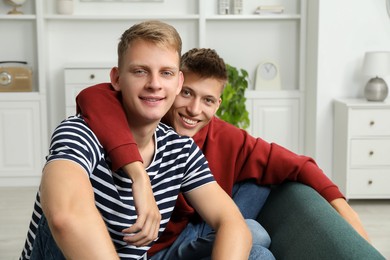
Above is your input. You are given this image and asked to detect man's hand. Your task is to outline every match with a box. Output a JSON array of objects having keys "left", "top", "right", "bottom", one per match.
[
  {"left": 121, "top": 162, "right": 161, "bottom": 247},
  {"left": 330, "top": 198, "right": 371, "bottom": 242}
]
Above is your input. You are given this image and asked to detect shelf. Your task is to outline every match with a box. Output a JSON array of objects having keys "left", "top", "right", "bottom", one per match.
[
  {"left": 0, "top": 14, "right": 36, "bottom": 20},
  {"left": 0, "top": 92, "right": 42, "bottom": 101},
  {"left": 206, "top": 14, "right": 301, "bottom": 20},
  {"left": 41, "top": 14, "right": 300, "bottom": 21},
  {"left": 43, "top": 14, "right": 200, "bottom": 21},
  {"left": 245, "top": 90, "right": 303, "bottom": 99}
]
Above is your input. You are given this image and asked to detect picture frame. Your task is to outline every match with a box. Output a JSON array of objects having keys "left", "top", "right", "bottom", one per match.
[{"left": 80, "top": 0, "right": 163, "bottom": 2}]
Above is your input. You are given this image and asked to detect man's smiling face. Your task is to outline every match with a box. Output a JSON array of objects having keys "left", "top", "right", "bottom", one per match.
[{"left": 164, "top": 72, "right": 224, "bottom": 137}]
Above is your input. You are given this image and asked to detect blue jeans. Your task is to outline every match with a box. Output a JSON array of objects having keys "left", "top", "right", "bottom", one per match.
[
  {"left": 151, "top": 181, "right": 274, "bottom": 260},
  {"left": 29, "top": 215, "right": 65, "bottom": 260},
  {"left": 28, "top": 182, "right": 272, "bottom": 260}
]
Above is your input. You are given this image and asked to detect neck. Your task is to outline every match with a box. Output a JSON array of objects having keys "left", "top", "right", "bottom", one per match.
[
  {"left": 130, "top": 122, "right": 157, "bottom": 148},
  {"left": 128, "top": 120, "right": 159, "bottom": 167}
]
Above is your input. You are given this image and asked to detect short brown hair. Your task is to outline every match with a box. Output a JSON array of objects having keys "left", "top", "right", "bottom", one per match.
[
  {"left": 180, "top": 48, "right": 227, "bottom": 83},
  {"left": 117, "top": 20, "right": 182, "bottom": 67}
]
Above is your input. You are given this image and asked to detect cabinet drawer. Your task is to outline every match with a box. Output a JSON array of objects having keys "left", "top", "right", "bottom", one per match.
[
  {"left": 349, "top": 109, "right": 390, "bottom": 136},
  {"left": 350, "top": 139, "right": 390, "bottom": 167},
  {"left": 348, "top": 169, "right": 390, "bottom": 197},
  {"left": 65, "top": 85, "right": 88, "bottom": 107},
  {"left": 64, "top": 68, "right": 111, "bottom": 84}
]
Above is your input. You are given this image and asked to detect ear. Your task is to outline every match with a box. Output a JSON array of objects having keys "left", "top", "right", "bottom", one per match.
[
  {"left": 215, "top": 82, "right": 224, "bottom": 111},
  {"left": 215, "top": 97, "right": 222, "bottom": 112},
  {"left": 217, "top": 97, "right": 222, "bottom": 106},
  {"left": 110, "top": 67, "right": 120, "bottom": 91},
  {"left": 176, "top": 71, "right": 184, "bottom": 95}
]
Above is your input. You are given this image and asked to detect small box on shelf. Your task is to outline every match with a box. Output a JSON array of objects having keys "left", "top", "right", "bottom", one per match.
[{"left": 254, "top": 5, "right": 284, "bottom": 15}]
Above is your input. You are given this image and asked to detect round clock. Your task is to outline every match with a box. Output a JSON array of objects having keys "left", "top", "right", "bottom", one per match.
[{"left": 255, "top": 61, "right": 281, "bottom": 90}]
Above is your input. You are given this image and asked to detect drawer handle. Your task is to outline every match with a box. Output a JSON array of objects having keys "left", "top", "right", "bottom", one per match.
[
  {"left": 368, "top": 180, "right": 373, "bottom": 185},
  {"left": 369, "top": 120, "right": 375, "bottom": 126},
  {"left": 369, "top": 150, "right": 374, "bottom": 156},
  {"left": 90, "top": 74, "right": 95, "bottom": 80}
]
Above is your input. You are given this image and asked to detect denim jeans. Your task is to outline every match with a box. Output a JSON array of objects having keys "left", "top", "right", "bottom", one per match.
[
  {"left": 151, "top": 181, "right": 274, "bottom": 260},
  {"left": 29, "top": 215, "right": 65, "bottom": 260},
  {"left": 28, "top": 182, "right": 273, "bottom": 260}
]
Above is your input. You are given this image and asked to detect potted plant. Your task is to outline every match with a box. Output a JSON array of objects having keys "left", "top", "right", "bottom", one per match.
[{"left": 216, "top": 64, "right": 250, "bottom": 129}]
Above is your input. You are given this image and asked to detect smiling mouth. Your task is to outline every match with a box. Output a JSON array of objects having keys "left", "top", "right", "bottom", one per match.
[
  {"left": 181, "top": 116, "right": 198, "bottom": 126},
  {"left": 141, "top": 97, "right": 164, "bottom": 102}
]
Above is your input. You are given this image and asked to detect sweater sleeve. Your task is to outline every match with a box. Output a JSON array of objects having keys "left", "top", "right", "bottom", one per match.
[
  {"left": 238, "top": 133, "right": 344, "bottom": 202},
  {"left": 76, "top": 83, "right": 143, "bottom": 170}
]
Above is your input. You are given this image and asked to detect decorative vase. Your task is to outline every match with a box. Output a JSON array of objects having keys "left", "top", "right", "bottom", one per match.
[
  {"left": 57, "top": 0, "right": 73, "bottom": 15},
  {"left": 364, "top": 77, "right": 388, "bottom": 102}
]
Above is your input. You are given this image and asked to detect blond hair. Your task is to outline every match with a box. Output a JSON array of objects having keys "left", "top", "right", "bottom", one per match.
[{"left": 117, "top": 20, "right": 182, "bottom": 67}]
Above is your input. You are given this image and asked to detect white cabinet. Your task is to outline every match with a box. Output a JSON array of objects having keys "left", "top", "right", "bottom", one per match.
[
  {"left": 333, "top": 99, "right": 390, "bottom": 199},
  {"left": 0, "top": 95, "right": 47, "bottom": 186},
  {"left": 246, "top": 90, "right": 301, "bottom": 153},
  {"left": 64, "top": 65, "right": 112, "bottom": 117}
]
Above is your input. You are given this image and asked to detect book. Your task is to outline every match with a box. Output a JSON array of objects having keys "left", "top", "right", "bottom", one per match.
[{"left": 254, "top": 5, "right": 284, "bottom": 14}]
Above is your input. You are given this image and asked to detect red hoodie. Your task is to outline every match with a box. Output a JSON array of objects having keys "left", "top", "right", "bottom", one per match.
[{"left": 76, "top": 83, "right": 344, "bottom": 255}]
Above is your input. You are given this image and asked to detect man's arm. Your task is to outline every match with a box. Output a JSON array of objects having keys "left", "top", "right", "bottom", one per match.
[
  {"left": 233, "top": 133, "right": 371, "bottom": 242},
  {"left": 76, "top": 83, "right": 161, "bottom": 246},
  {"left": 76, "top": 83, "right": 141, "bottom": 171},
  {"left": 261, "top": 143, "right": 371, "bottom": 241},
  {"left": 122, "top": 162, "right": 161, "bottom": 247},
  {"left": 184, "top": 182, "right": 252, "bottom": 260},
  {"left": 330, "top": 198, "right": 371, "bottom": 242},
  {"left": 40, "top": 160, "right": 119, "bottom": 260}
]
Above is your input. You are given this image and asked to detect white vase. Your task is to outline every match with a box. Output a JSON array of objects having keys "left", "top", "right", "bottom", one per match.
[{"left": 57, "top": 0, "right": 74, "bottom": 15}]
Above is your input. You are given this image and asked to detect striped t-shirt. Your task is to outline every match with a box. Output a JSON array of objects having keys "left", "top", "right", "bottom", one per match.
[{"left": 20, "top": 116, "right": 215, "bottom": 260}]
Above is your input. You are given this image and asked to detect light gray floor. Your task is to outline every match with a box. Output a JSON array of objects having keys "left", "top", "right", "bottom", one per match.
[{"left": 1, "top": 186, "right": 389, "bottom": 260}]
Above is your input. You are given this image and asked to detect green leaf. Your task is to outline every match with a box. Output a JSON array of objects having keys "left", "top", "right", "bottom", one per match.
[{"left": 216, "top": 64, "right": 250, "bottom": 129}]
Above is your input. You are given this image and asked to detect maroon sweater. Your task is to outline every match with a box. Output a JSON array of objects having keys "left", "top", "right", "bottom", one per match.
[{"left": 76, "top": 83, "right": 344, "bottom": 255}]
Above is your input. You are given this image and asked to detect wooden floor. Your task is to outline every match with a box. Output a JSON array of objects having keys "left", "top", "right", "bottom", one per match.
[{"left": 1, "top": 186, "right": 389, "bottom": 260}]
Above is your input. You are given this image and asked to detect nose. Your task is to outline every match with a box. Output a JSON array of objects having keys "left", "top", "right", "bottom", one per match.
[
  {"left": 187, "top": 99, "right": 201, "bottom": 116},
  {"left": 147, "top": 72, "right": 162, "bottom": 90}
]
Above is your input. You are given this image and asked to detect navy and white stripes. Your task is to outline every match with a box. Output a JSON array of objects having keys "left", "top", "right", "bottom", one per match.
[{"left": 20, "top": 116, "right": 215, "bottom": 260}]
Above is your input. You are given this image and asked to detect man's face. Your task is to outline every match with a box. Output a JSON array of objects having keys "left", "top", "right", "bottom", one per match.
[
  {"left": 111, "top": 39, "right": 183, "bottom": 126},
  {"left": 164, "top": 72, "right": 223, "bottom": 137}
]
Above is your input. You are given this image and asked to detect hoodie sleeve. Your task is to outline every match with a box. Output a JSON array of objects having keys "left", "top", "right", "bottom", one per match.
[{"left": 76, "top": 83, "right": 142, "bottom": 171}]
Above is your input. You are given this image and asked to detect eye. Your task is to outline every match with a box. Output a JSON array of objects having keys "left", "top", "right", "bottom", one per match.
[
  {"left": 181, "top": 89, "right": 192, "bottom": 97},
  {"left": 204, "top": 97, "right": 216, "bottom": 105},
  {"left": 133, "top": 69, "right": 147, "bottom": 76},
  {"left": 161, "top": 70, "right": 174, "bottom": 77}
]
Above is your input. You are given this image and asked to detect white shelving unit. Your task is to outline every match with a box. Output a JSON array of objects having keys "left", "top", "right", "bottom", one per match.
[
  {"left": 0, "top": 0, "right": 48, "bottom": 186},
  {"left": 1, "top": 0, "right": 306, "bottom": 186}
]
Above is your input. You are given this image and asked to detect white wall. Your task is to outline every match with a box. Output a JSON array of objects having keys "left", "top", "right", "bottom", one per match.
[
  {"left": 43, "top": 0, "right": 390, "bottom": 180},
  {"left": 307, "top": 0, "right": 390, "bottom": 177}
]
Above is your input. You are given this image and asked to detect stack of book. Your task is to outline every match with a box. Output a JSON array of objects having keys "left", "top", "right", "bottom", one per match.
[{"left": 254, "top": 5, "right": 284, "bottom": 14}]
